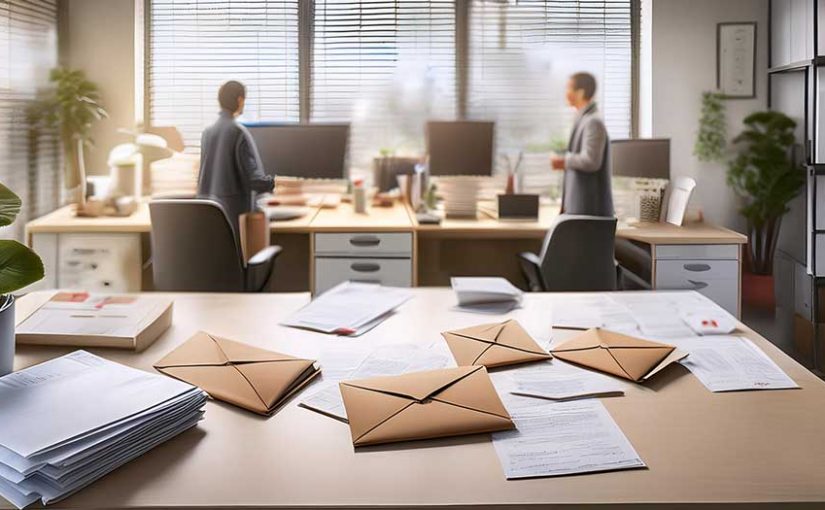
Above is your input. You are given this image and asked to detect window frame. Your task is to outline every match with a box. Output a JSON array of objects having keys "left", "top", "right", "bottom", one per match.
[{"left": 142, "top": 0, "right": 640, "bottom": 138}]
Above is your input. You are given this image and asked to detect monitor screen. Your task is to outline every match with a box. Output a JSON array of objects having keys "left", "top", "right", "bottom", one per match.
[
  {"left": 244, "top": 123, "right": 350, "bottom": 179},
  {"left": 426, "top": 121, "right": 495, "bottom": 176},
  {"left": 610, "top": 139, "right": 670, "bottom": 180}
]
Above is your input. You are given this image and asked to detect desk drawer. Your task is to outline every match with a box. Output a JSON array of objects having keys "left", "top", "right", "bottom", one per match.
[
  {"left": 655, "top": 244, "right": 739, "bottom": 260},
  {"left": 315, "top": 257, "right": 412, "bottom": 295},
  {"left": 655, "top": 259, "right": 738, "bottom": 314},
  {"left": 314, "top": 233, "right": 412, "bottom": 257}
]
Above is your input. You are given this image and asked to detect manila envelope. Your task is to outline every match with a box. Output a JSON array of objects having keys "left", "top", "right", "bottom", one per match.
[
  {"left": 551, "top": 328, "right": 688, "bottom": 382},
  {"left": 155, "top": 331, "right": 320, "bottom": 416},
  {"left": 339, "top": 365, "right": 514, "bottom": 447},
  {"left": 441, "top": 319, "right": 551, "bottom": 368}
]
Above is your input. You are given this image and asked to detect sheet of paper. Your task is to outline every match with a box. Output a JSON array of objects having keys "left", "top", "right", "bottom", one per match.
[
  {"left": 509, "top": 296, "right": 554, "bottom": 344},
  {"left": 508, "top": 359, "right": 626, "bottom": 401},
  {"left": 300, "top": 344, "right": 452, "bottom": 421},
  {"left": 282, "top": 282, "right": 413, "bottom": 335},
  {"left": 492, "top": 398, "right": 645, "bottom": 479},
  {"left": 667, "top": 336, "right": 799, "bottom": 392},
  {"left": 551, "top": 295, "right": 637, "bottom": 333}
]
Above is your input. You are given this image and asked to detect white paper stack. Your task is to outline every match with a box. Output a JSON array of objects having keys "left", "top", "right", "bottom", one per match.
[
  {"left": 0, "top": 351, "right": 206, "bottom": 508},
  {"left": 451, "top": 277, "right": 523, "bottom": 314},
  {"left": 436, "top": 176, "right": 503, "bottom": 218},
  {"left": 282, "top": 282, "right": 413, "bottom": 336}
]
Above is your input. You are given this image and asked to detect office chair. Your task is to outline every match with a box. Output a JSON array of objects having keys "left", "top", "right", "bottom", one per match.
[
  {"left": 518, "top": 215, "right": 618, "bottom": 292},
  {"left": 149, "top": 199, "right": 281, "bottom": 292}
]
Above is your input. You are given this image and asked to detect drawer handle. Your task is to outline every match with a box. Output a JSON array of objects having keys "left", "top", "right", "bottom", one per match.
[
  {"left": 687, "top": 279, "right": 709, "bottom": 290},
  {"left": 683, "top": 263, "right": 711, "bottom": 272},
  {"left": 350, "top": 262, "right": 381, "bottom": 273},
  {"left": 349, "top": 235, "right": 381, "bottom": 247},
  {"left": 351, "top": 278, "right": 380, "bottom": 284}
]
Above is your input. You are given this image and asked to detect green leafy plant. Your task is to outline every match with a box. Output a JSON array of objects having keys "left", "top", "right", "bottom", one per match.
[
  {"left": 727, "top": 111, "right": 805, "bottom": 228},
  {"left": 29, "top": 68, "right": 108, "bottom": 202},
  {"left": 694, "top": 91, "right": 727, "bottom": 162},
  {"left": 0, "top": 184, "right": 44, "bottom": 294}
]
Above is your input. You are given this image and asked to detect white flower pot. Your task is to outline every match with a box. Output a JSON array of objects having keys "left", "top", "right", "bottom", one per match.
[{"left": 0, "top": 295, "right": 15, "bottom": 377}]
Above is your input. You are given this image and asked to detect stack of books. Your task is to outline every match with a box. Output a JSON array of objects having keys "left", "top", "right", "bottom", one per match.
[{"left": 0, "top": 351, "right": 206, "bottom": 508}]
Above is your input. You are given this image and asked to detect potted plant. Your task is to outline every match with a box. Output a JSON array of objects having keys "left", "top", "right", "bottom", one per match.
[
  {"left": 0, "top": 184, "right": 45, "bottom": 376},
  {"left": 29, "top": 68, "right": 108, "bottom": 206},
  {"left": 727, "top": 111, "right": 805, "bottom": 275}
]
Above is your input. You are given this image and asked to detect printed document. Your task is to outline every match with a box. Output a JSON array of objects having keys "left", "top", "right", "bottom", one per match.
[
  {"left": 492, "top": 396, "right": 645, "bottom": 479},
  {"left": 282, "top": 282, "right": 413, "bottom": 335},
  {"left": 668, "top": 336, "right": 799, "bottom": 392},
  {"left": 508, "top": 360, "right": 626, "bottom": 401}
]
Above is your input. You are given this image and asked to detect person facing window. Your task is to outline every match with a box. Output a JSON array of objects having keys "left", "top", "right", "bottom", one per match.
[{"left": 197, "top": 81, "right": 274, "bottom": 236}]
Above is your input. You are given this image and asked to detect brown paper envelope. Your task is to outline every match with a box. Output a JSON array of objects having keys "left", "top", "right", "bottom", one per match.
[
  {"left": 441, "top": 319, "right": 551, "bottom": 368},
  {"left": 339, "top": 365, "right": 514, "bottom": 446},
  {"left": 155, "top": 331, "right": 319, "bottom": 415},
  {"left": 551, "top": 328, "right": 687, "bottom": 382}
]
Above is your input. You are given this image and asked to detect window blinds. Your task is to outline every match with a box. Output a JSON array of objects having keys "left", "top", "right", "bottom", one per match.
[
  {"left": 149, "top": 0, "right": 300, "bottom": 152},
  {"left": 312, "top": 0, "right": 456, "bottom": 169},
  {"left": 0, "top": 0, "right": 60, "bottom": 240},
  {"left": 468, "top": 0, "right": 633, "bottom": 163}
]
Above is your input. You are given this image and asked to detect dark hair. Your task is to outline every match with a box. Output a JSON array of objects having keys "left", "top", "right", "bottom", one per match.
[
  {"left": 218, "top": 80, "right": 246, "bottom": 112},
  {"left": 570, "top": 72, "right": 597, "bottom": 100}
]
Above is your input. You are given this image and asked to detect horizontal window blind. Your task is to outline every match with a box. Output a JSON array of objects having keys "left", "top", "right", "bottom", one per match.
[
  {"left": 0, "top": 0, "right": 60, "bottom": 240},
  {"left": 149, "top": 0, "right": 300, "bottom": 152},
  {"left": 312, "top": 0, "right": 456, "bottom": 170},
  {"left": 468, "top": 0, "right": 632, "bottom": 176}
]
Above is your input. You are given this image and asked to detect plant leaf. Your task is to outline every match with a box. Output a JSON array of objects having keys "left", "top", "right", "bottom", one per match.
[
  {"left": 0, "top": 241, "right": 44, "bottom": 293},
  {"left": 0, "top": 184, "right": 22, "bottom": 227}
]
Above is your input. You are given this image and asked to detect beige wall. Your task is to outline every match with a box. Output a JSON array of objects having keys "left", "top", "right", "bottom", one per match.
[
  {"left": 62, "top": 0, "right": 136, "bottom": 176},
  {"left": 651, "top": 0, "right": 769, "bottom": 232}
]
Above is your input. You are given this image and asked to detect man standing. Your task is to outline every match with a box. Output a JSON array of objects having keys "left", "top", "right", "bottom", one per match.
[
  {"left": 198, "top": 80, "right": 274, "bottom": 235},
  {"left": 550, "top": 72, "right": 614, "bottom": 217}
]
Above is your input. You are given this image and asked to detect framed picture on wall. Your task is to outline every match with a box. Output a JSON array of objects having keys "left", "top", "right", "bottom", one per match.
[{"left": 717, "top": 22, "right": 757, "bottom": 99}]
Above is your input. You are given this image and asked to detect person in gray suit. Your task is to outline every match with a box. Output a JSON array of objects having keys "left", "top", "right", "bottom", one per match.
[
  {"left": 550, "top": 72, "right": 614, "bottom": 217},
  {"left": 198, "top": 81, "right": 274, "bottom": 236}
]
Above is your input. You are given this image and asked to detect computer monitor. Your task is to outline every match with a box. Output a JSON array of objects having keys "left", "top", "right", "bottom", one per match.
[
  {"left": 610, "top": 138, "right": 670, "bottom": 180},
  {"left": 244, "top": 123, "right": 350, "bottom": 179},
  {"left": 426, "top": 121, "right": 495, "bottom": 176}
]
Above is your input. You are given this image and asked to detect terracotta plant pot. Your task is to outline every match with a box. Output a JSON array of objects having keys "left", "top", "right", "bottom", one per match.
[{"left": 0, "top": 295, "right": 16, "bottom": 377}]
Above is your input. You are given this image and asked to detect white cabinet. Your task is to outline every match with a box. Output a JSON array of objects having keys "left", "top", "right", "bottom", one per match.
[
  {"left": 31, "top": 233, "right": 142, "bottom": 292},
  {"left": 653, "top": 244, "right": 740, "bottom": 316},
  {"left": 771, "top": 0, "right": 814, "bottom": 67},
  {"left": 313, "top": 232, "right": 413, "bottom": 295}
]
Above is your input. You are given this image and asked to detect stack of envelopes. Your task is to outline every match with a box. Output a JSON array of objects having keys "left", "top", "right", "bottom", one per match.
[
  {"left": 551, "top": 328, "right": 687, "bottom": 382},
  {"left": 339, "top": 365, "right": 514, "bottom": 446},
  {"left": 441, "top": 319, "right": 551, "bottom": 368},
  {"left": 154, "top": 331, "right": 320, "bottom": 415},
  {"left": 0, "top": 351, "right": 206, "bottom": 509}
]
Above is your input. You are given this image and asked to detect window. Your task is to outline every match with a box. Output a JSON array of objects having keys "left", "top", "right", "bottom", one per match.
[
  {"left": 0, "top": 0, "right": 60, "bottom": 240},
  {"left": 468, "top": 0, "right": 633, "bottom": 166},
  {"left": 146, "top": 0, "right": 636, "bottom": 173},
  {"left": 312, "top": 0, "right": 456, "bottom": 169},
  {"left": 149, "top": 0, "right": 300, "bottom": 152}
]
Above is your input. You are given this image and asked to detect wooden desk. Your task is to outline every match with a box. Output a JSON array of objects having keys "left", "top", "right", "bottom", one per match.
[
  {"left": 6, "top": 289, "right": 825, "bottom": 509},
  {"left": 24, "top": 202, "right": 747, "bottom": 314}
]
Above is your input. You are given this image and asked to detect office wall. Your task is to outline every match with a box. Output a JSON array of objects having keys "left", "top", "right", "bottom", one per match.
[
  {"left": 62, "top": 0, "right": 136, "bottom": 176},
  {"left": 651, "top": 0, "right": 769, "bottom": 232}
]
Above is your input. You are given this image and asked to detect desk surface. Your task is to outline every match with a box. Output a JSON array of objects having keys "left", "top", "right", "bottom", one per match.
[
  {"left": 7, "top": 289, "right": 825, "bottom": 509},
  {"left": 26, "top": 201, "right": 747, "bottom": 245}
]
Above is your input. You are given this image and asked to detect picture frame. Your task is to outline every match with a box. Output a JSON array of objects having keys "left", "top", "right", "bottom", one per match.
[{"left": 716, "top": 22, "right": 757, "bottom": 99}]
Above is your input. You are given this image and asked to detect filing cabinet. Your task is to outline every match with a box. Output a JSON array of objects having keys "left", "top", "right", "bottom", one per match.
[
  {"left": 313, "top": 232, "right": 413, "bottom": 295},
  {"left": 653, "top": 244, "right": 740, "bottom": 316}
]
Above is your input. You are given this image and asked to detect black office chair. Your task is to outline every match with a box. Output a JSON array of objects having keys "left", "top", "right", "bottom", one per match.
[
  {"left": 149, "top": 199, "right": 281, "bottom": 292},
  {"left": 518, "top": 215, "right": 617, "bottom": 292}
]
